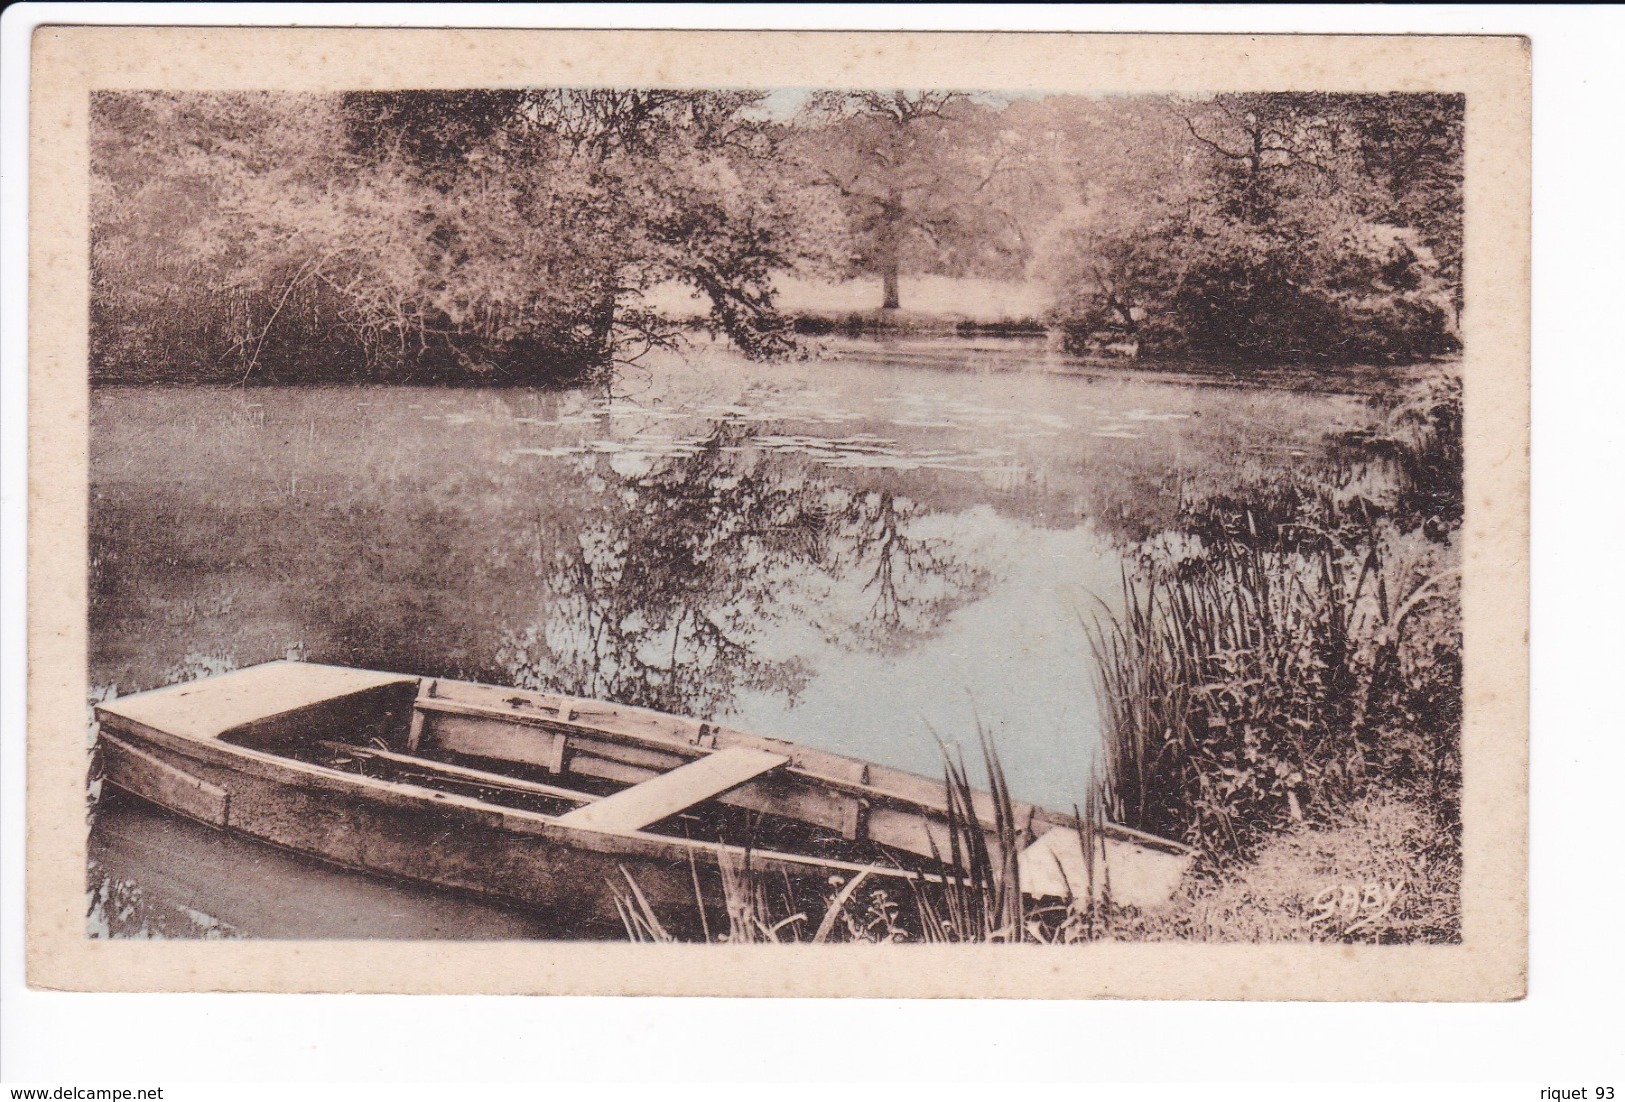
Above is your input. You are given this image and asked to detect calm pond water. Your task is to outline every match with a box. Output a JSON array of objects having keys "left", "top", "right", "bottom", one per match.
[{"left": 87, "top": 341, "right": 1372, "bottom": 936}]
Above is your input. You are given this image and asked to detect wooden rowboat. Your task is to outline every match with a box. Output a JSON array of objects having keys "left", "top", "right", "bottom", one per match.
[{"left": 94, "top": 661, "right": 1196, "bottom": 938}]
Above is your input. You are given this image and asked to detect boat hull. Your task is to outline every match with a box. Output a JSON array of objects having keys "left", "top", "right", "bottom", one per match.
[{"left": 96, "top": 724, "right": 898, "bottom": 940}]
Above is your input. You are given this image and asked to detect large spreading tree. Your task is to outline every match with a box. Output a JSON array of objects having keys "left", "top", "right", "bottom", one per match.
[{"left": 793, "top": 91, "right": 1031, "bottom": 311}]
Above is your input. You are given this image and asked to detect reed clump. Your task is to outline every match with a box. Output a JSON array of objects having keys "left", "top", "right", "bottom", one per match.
[
  {"left": 611, "top": 724, "right": 1126, "bottom": 945},
  {"left": 1087, "top": 370, "right": 1463, "bottom": 864}
]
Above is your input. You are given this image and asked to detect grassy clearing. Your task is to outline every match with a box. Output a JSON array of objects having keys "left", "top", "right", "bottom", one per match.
[
  {"left": 1180, "top": 790, "right": 1460, "bottom": 943},
  {"left": 1106, "top": 789, "right": 1460, "bottom": 944}
]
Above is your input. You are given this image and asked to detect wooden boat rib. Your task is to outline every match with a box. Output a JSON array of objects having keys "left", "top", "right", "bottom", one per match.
[{"left": 94, "top": 661, "right": 1196, "bottom": 938}]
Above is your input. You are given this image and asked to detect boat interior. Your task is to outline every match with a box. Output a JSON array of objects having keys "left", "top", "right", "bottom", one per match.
[
  {"left": 212, "top": 669, "right": 963, "bottom": 873},
  {"left": 100, "top": 662, "right": 1195, "bottom": 906}
]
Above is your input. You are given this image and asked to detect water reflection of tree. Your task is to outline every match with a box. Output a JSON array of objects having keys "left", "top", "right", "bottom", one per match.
[
  {"left": 501, "top": 421, "right": 989, "bottom": 718},
  {"left": 832, "top": 489, "right": 990, "bottom": 653}
]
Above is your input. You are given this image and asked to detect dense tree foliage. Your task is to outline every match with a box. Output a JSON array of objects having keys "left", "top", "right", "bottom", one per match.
[
  {"left": 1042, "top": 93, "right": 1463, "bottom": 363},
  {"left": 90, "top": 89, "right": 1464, "bottom": 382},
  {"left": 92, "top": 90, "right": 819, "bottom": 384}
]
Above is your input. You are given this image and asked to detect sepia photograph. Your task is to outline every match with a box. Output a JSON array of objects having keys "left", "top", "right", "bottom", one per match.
[{"left": 24, "top": 26, "right": 1529, "bottom": 1000}]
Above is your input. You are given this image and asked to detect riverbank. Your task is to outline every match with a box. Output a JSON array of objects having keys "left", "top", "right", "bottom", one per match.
[
  {"left": 603, "top": 362, "right": 1464, "bottom": 944},
  {"left": 805, "top": 333, "right": 1450, "bottom": 397}
]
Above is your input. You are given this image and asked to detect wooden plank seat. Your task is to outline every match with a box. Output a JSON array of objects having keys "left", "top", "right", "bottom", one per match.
[{"left": 553, "top": 746, "right": 789, "bottom": 834}]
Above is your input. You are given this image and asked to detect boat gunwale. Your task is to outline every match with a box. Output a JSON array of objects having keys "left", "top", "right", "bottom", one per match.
[{"left": 92, "top": 663, "right": 1198, "bottom": 861}]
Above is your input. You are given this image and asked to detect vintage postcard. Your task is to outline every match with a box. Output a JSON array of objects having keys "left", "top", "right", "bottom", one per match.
[{"left": 26, "top": 27, "right": 1528, "bottom": 998}]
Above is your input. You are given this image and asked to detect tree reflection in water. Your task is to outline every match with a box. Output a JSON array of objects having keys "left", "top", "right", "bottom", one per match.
[
  {"left": 500, "top": 420, "right": 989, "bottom": 719},
  {"left": 831, "top": 488, "right": 989, "bottom": 654}
]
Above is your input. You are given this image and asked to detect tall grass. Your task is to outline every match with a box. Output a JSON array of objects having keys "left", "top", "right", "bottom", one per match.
[
  {"left": 1087, "top": 372, "right": 1464, "bottom": 859},
  {"left": 912, "top": 743, "right": 1117, "bottom": 944},
  {"left": 908, "top": 729, "right": 1024, "bottom": 943},
  {"left": 1088, "top": 531, "right": 1358, "bottom": 850},
  {"left": 611, "top": 852, "right": 878, "bottom": 945},
  {"left": 1366, "top": 370, "right": 1464, "bottom": 534},
  {"left": 612, "top": 724, "right": 1121, "bottom": 944}
]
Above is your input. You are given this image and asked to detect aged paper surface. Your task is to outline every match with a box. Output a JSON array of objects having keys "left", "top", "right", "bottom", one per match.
[{"left": 27, "top": 26, "right": 1528, "bottom": 998}]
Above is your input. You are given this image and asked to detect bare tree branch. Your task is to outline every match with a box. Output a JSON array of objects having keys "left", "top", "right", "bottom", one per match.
[{"left": 1182, "top": 114, "right": 1251, "bottom": 162}]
